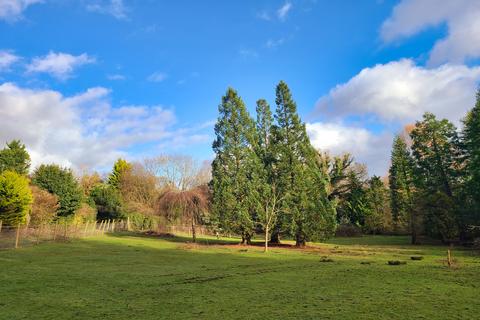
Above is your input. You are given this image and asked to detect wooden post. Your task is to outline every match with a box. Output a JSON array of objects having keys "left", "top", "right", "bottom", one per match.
[
  {"left": 0, "top": 220, "right": 2, "bottom": 233},
  {"left": 447, "top": 249, "right": 452, "bottom": 267},
  {"left": 112, "top": 220, "right": 116, "bottom": 232},
  {"left": 15, "top": 223, "right": 20, "bottom": 249},
  {"left": 35, "top": 225, "right": 41, "bottom": 244},
  {"left": 84, "top": 221, "right": 89, "bottom": 236},
  {"left": 127, "top": 217, "right": 130, "bottom": 231}
]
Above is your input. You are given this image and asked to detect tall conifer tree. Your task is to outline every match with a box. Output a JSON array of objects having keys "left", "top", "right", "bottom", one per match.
[
  {"left": 272, "top": 81, "right": 335, "bottom": 246},
  {"left": 389, "top": 135, "right": 415, "bottom": 238},
  {"left": 211, "top": 88, "right": 261, "bottom": 244},
  {"left": 461, "top": 89, "right": 480, "bottom": 229}
]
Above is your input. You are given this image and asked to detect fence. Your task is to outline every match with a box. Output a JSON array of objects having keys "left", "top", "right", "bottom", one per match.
[{"left": 0, "top": 219, "right": 128, "bottom": 250}]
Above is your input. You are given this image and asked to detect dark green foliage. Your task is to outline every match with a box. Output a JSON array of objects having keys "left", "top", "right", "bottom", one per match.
[
  {"left": 410, "top": 113, "right": 462, "bottom": 241},
  {"left": 32, "top": 164, "right": 82, "bottom": 217},
  {"left": 0, "top": 140, "right": 31, "bottom": 175},
  {"left": 90, "top": 184, "right": 124, "bottom": 220},
  {"left": 417, "top": 191, "right": 459, "bottom": 243},
  {"left": 410, "top": 113, "right": 462, "bottom": 196},
  {"left": 461, "top": 89, "right": 480, "bottom": 231},
  {"left": 389, "top": 135, "right": 414, "bottom": 232},
  {"left": 0, "top": 170, "right": 33, "bottom": 225},
  {"left": 211, "top": 88, "right": 261, "bottom": 243},
  {"left": 364, "top": 176, "right": 391, "bottom": 234},
  {"left": 272, "top": 81, "right": 336, "bottom": 245}
]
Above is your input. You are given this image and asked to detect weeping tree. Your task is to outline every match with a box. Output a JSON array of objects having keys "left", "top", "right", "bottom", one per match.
[{"left": 157, "top": 185, "right": 209, "bottom": 242}]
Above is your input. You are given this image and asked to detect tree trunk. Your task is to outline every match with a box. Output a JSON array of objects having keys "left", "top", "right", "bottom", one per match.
[
  {"left": 245, "top": 233, "right": 252, "bottom": 245},
  {"left": 411, "top": 210, "right": 417, "bottom": 245},
  {"left": 191, "top": 218, "right": 196, "bottom": 243},
  {"left": 269, "top": 229, "right": 280, "bottom": 244},
  {"left": 264, "top": 225, "right": 269, "bottom": 252},
  {"left": 295, "top": 232, "right": 306, "bottom": 247}
]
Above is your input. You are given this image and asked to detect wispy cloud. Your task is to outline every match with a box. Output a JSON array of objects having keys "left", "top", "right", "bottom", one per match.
[
  {"left": 107, "top": 73, "right": 126, "bottom": 80},
  {"left": 265, "top": 38, "right": 286, "bottom": 49},
  {"left": 147, "top": 71, "right": 168, "bottom": 82},
  {"left": 256, "top": 11, "right": 271, "bottom": 21},
  {"left": 277, "top": 2, "right": 292, "bottom": 21},
  {"left": 239, "top": 48, "right": 259, "bottom": 59},
  {"left": 0, "top": 50, "right": 20, "bottom": 70},
  {"left": 0, "top": 0, "right": 42, "bottom": 22},
  {"left": 26, "top": 52, "right": 95, "bottom": 80},
  {"left": 86, "top": 0, "right": 128, "bottom": 20}
]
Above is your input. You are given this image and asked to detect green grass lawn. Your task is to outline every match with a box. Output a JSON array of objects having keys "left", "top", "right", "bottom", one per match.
[{"left": 0, "top": 234, "right": 479, "bottom": 320}]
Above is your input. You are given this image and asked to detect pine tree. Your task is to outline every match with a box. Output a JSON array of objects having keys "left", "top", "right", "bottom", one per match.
[
  {"left": 410, "top": 112, "right": 462, "bottom": 242},
  {"left": 364, "top": 176, "right": 392, "bottom": 234},
  {"left": 211, "top": 88, "right": 261, "bottom": 244},
  {"left": 462, "top": 89, "right": 480, "bottom": 228},
  {"left": 32, "top": 164, "right": 82, "bottom": 217},
  {"left": 0, "top": 170, "right": 33, "bottom": 225},
  {"left": 410, "top": 112, "right": 461, "bottom": 197},
  {"left": 108, "top": 159, "right": 132, "bottom": 189},
  {"left": 0, "top": 140, "right": 31, "bottom": 175},
  {"left": 272, "top": 81, "right": 335, "bottom": 246},
  {"left": 389, "top": 135, "right": 414, "bottom": 238}
]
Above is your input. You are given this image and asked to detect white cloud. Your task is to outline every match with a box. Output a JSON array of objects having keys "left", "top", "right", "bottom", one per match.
[
  {"left": 257, "top": 11, "right": 271, "bottom": 21},
  {"left": 0, "top": 0, "right": 42, "bottom": 22},
  {"left": 315, "top": 59, "right": 480, "bottom": 124},
  {"left": 147, "top": 71, "right": 168, "bottom": 82},
  {"left": 381, "top": 0, "right": 480, "bottom": 65},
  {"left": 265, "top": 38, "right": 285, "bottom": 49},
  {"left": 0, "top": 83, "right": 209, "bottom": 171},
  {"left": 277, "top": 2, "right": 292, "bottom": 21},
  {"left": 86, "top": 0, "right": 127, "bottom": 20},
  {"left": 26, "top": 52, "right": 95, "bottom": 80},
  {"left": 239, "top": 48, "right": 259, "bottom": 59},
  {"left": 307, "top": 122, "right": 392, "bottom": 175},
  {"left": 0, "top": 50, "right": 19, "bottom": 70},
  {"left": 107, "top": 73, "right": 126, "bottom": 80}
]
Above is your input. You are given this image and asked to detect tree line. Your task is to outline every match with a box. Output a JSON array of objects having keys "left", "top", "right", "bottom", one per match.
[
  {"left": 211, "top": 81, "right": 480, "bottom": 247},
  {"left": 0, "top": 147, "right": 211, "bottom": 238},
  {"left": 1, "top": 81, "right": 479, "bottom": 248}
]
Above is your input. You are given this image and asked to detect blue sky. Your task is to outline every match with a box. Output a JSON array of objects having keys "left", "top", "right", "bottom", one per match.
[{"left": 1, "top": 0, "right": 479, "bottom": 175}]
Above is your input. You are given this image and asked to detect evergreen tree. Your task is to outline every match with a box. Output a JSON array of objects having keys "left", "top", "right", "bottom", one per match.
[
  {"left": 32, "top": 164, "right": 83, "bottom": 217},
  {"left": 364, "top": 176, "right": 392, "bottom": 234},
  {"left": 0, "top": 140, "right": 31, "bottom": 175},
  {"left": 410, "top": 112, "right": 462, "bottom": 242},
  {"left": 389, "top": 135, "right": 415, "bottom": 238},
  {"left": 0, "top": 170, "right": 33, "bottom": 225},
  {"left": 342, "top": 170, "right": 370, "bottom": 227},
  {"left": 108, "top": 159, "right": 132, "bottom": 189},
  {"left": 462, "top": 89, "right": 480, "bottom": 229},
  {"left": 272, "top": 81, "right": 335, "bottom": 246},
  {"left": 211, "top": 88, "right": 261, "bottom": 244}
]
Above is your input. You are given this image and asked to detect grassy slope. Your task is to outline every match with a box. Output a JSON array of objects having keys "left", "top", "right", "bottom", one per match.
[{"left": 0, "top": 234, "right": 479, "bottom": 320}]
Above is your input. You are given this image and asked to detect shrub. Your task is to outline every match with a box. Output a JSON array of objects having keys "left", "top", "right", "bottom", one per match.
[
  {"left": 32, "top": 164, "right": 83, "bottom": 217},
  {"left": 0, "top": 170, "right": 33, "bottom": 225},
  {"left": 74, "top": 203, "right": 97, "bottom": 223},
  {"left": 90, "top": 184, "right": 124, "bottom": 220},
  {"left": 335, "top": 223, "right": 362, "bottom": 237},
  {"left": 30, "top": 185, "right": 59, "bottom": 225},
  {"left": 127, "top": 212, "right": 158, "bottom": 231}
]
